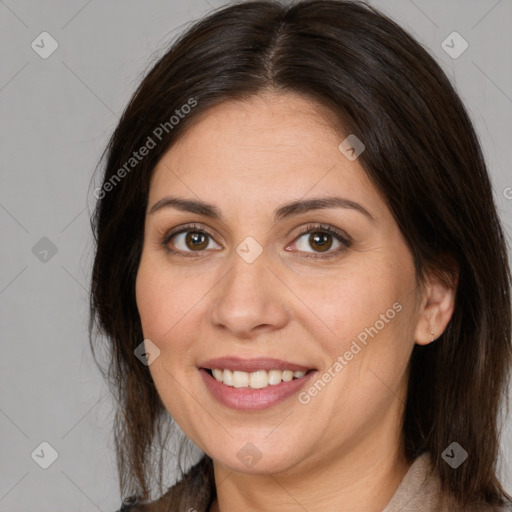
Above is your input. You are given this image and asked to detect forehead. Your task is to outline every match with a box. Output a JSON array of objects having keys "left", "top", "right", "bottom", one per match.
[{"left": 148, "top": 92, "right": 384, "bottom": 219}]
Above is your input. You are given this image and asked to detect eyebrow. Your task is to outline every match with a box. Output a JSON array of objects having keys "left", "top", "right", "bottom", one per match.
[{"left": 148, "top": 195, "right": 375, "bottom": 223}]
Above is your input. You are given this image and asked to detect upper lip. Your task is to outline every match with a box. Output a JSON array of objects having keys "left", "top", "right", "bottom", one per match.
[{"left": 199, "top": 356, "right": 314, "bottom": 373}]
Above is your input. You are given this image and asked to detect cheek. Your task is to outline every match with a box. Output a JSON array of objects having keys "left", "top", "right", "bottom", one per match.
[
  {"left": 297, "top": 257, "right": 418, "bottom": 408},
  {"left": 136, "top": 261, "right": 165, "bottom": 339},
  {"left": 295, "top": 260, "right": 410, "bottom": 349},
  {"left": 298, "top": 272, "right": 416, "bottom": 423},
  {"left": 136, "top": 254, "right": 194, "bottom": 338},
  {"left": 135, "top": 254, "right": 216, "bottom": 373},
  {"left": 135, "top": 258, "right": 203, "bottom": 426},
  {"left": 134, "top": 259, "right": 188, "bottom": 354}
]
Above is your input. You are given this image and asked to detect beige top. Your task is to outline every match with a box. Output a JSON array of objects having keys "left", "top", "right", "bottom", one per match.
[
  {"left": 119, "top": 452, "right": 509, "bottom": 512},
  {"left": 383, "top": 452, "right": 443, "bottom": 511}
]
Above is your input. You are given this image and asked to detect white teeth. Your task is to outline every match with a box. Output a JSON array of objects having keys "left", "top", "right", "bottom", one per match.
[
  {"left": 210, "top": 368, "right": 308, "bottom": 388},
  {"left": 249, "top": 370, "right": 268, "bottom": 389},
  {"left": 282, "top": 370, "right": 293, "bottom": 382},
  {"left": 233, "top": 370, "right": 249, "bottom": 388},
  {"left": 223, "top": 369, "right": 234, "bottom": 386},
  {"left": 268, "top": 370, "right": 282, "bottom": 386}
]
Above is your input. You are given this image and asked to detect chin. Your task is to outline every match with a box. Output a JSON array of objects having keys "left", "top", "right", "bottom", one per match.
[{"left": 206, "top": 438, "right": 308, "bottom": 475}]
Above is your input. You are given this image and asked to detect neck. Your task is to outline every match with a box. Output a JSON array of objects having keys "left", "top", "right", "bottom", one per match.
[{"left": 209, "top": 412, "right": 410, "bottom": 512}]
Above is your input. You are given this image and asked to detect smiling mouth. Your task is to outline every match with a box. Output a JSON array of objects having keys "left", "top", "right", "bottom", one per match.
[{"left": 204, "top": 368, "right": 314, "bottom": 389}]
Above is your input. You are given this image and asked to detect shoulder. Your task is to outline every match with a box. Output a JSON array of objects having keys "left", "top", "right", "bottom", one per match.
[
  {"left": 114, "top": 455, "right": 215, "bottom": 512},
  {"left": 384, "top": 452, "right": 512, "bottom": 512}
]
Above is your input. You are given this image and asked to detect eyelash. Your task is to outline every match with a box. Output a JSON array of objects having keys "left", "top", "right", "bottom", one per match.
[{"left": 161, "top": 222, "right": 352, "bottom": 259}]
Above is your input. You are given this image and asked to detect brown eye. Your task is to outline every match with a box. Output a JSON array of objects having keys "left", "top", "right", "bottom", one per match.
[
  {"left": 293, "top": 228, "right": 345, "bottom": 255},
  {"left": 287, "top": 224, "right": 352, "bottom": 258},
  {"left": 308, "top": 232, "right": 333, "bottom": 252},
  {"left": 164, "top": 227, "right": 222, "bottom": 255},
  {"left": 185, "top": 231, "right": 209, "bottom": 251}
]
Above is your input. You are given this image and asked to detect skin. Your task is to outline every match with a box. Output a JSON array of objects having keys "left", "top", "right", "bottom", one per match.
[{"left": 135, "top": 91, "right": 456, "bottom": 512}]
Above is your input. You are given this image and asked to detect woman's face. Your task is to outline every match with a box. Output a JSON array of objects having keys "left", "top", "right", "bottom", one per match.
[{"left": 136, "top": 92, "right": 428, "bottom": 475}]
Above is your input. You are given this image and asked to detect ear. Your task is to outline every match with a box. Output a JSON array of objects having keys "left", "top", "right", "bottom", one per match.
[{"left": 414, "top": 269, "right": 458, "bottom": 346}]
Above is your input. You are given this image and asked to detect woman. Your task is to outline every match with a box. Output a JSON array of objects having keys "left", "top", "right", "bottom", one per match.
[{"left": 89, "top": 1, "right": 512, "bottom": 510}]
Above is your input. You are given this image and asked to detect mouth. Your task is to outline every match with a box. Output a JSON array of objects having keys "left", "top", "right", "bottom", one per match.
[
  {"left": 203, "top": 367, "right": 314, "bottom": 389},
  {"left": 198, "top": 357, "right": 317, "bottom": 410}
]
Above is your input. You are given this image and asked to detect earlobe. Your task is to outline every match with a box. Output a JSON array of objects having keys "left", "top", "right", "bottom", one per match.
[{"left": 414, "top": 270, "right": 458, "bottom": 346}]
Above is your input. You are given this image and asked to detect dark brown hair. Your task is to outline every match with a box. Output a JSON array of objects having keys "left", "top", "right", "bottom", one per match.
[{"left": 89, "top": 0, "right": 512, "bottom": 508}]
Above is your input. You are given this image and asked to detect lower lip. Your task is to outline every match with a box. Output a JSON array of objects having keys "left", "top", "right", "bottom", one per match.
[{"left": 199, "top": 369, "right": 317, "bottom": 410}]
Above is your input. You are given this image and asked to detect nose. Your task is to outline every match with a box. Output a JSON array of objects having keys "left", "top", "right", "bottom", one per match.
[{"left": 209, "top": 248, "right": 290, "bottom": 339}]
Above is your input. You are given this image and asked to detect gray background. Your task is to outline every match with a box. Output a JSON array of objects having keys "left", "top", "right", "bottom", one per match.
[{"left": 1, "top": 0, "right": 511, "bottom": 511}]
